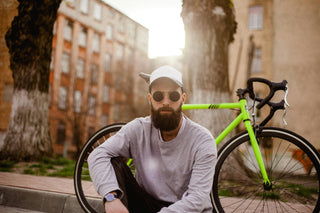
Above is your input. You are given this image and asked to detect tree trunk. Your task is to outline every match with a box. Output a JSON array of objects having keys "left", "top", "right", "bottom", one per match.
[
  {"left": 1, "top": 0, "right": 61, "bottom": 161},
  {"left": 181, "top": 0, "right": 237, "bottom": 142}
]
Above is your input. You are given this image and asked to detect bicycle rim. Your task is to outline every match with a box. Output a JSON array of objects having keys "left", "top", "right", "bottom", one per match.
[
  {"left": 212, "top": 127, "right": 320, "bottom": 213},
  {"left": 74, "top": 123, "right": 125, "bottom": 213}
]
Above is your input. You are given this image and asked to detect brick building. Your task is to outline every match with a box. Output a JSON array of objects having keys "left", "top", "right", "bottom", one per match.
[
  {"left": 0, "top": 0, "right": 18, "bottom": 145},
  {"left": 0, "top": 0, "right": 150, "bottom": 158},
  {"left": 228, "top": 0, "right": 320, "bottom": 148}
]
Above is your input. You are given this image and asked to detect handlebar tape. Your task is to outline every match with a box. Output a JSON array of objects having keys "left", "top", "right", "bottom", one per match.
[{"left": 247, "top": 78, "right": 287, "bottom": 109}]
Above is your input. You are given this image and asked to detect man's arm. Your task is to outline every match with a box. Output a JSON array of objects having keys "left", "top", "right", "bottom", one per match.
[
  {"left": 104, "top": 193, "right": 129, "bottom": 213},
  {"left": 160, "top": 138, "right": 217, "bottom": 212},
  {"left": 87, "top": 121, "right": 137, "bottom": 200}
]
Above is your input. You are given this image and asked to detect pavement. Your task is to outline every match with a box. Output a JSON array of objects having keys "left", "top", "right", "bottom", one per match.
[
  {"left": 0, "top": 172, "right": 101, "bottom": 213},
  {"left": 0, "top": 172, "right": 315, "bottom": 213}
]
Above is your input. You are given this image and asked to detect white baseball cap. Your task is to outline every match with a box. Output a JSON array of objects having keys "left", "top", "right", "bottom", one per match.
[{"left": 139, "top": 65, "right": 183, "bottom": 87}]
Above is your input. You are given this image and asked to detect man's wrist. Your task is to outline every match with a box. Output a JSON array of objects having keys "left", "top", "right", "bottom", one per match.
[{"left": 103, "top": 191, "right": 119, "bottom": 203}]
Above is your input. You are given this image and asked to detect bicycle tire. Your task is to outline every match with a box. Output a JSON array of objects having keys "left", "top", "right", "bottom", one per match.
[
  {"left": 74, "top": 123, "right": 126, "bottom": 213},
  {"left": 212, "top": 127, "right": 320, "bottom": 213}
]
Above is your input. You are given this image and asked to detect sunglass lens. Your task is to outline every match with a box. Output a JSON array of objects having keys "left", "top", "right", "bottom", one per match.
[
  {"left": 153, "top": 91, "right": 164, "bottom": 102},
  {"left": 169, "top": 91, "right": 180, "bottom": 102}
]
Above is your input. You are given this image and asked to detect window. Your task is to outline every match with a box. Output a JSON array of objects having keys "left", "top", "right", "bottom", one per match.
[
  {"left": 80, "top": 0, "right": 88, "bottom": 14},
  {"left": 251, "top": 47, "right": 262, "bottom": 73},
  {"left": 53, "top": 21, "right": 56, "bottom": 35},
  {"left": 49, "top": 84, "right": 52, "bottom": 105},
  {"left": 74, "top": 90, "right": 82, "bottom": 113},
  {"left": 64, "top": 20, "right": 73, "bottom": 41},
  {"left": 137, "top": 28, "right": 148, "bottom": 49},
  {"left": 50, "top": 50, "right": 54, "bottom": 70},
  {"left": 3, "top": 84, "right": 13, "bottom": 102},
  {"left": 61, "top": 53, "right": 70, "bottom": 74},
  {"left": 103, "top": 84, "right": 109, "bottom": 103},
  {"left": 101, "top": 114, "right": 108, "bottom": 126},
  {"left": 249, "top": 5, "right": 263, "bottom": 30},
  {"left": 93, "top": 2, "right": 102, "bottom": 20},
  {"left": 56, "top": 121, "right": 66, "bottom": 145},
  {"left": 116, "top": 44, "right": 124, "bottom": 61},
  {"left": 78, "top": 27, "right": 87, "bottom": 47},
  {"left": 91, "top": 64, "right": 98, "bottom": 84},
  {"left": 76, "top": 58, "right": 85, "bottom": 78},
  {"left": 128, "top": 22, "right": 135, "bottom": 39},
  {"left": 104, "top": 54, "right": 111, "bottom": 72},
  {"left": 88, "top": 96, "right": 96, "bottom": 115},
  {"left": 88, "top": 126, "right": 95, "bottom": 138},
  {"left": 106, "top": 24, "right": 113, "bottom": 40},
  {"left": 106, "top": 8, "right": 115, "bottom": 18},
  {"left": 118, "top": 17, "right": 125, "bottom": 33},
  {"left": 127, "top": 48, "right": 133, "bottom": 66},
  {"left": 92, "top": 33, "right": 100, "bottom": 53},
  {"left": 58, "top": 86, "right": 68, "bottom": 109}
]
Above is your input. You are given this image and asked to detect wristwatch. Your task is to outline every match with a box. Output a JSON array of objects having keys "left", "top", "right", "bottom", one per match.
[{"left": 103, "top": 192, "right": 118, "bottom": 203}]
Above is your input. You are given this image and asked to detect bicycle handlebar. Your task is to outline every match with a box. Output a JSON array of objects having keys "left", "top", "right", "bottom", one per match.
[
  {"left": 246, "top": 77, "right": 288, "bottom": 109},
  {"left": 236, "top": 77, "right": 288, "bottom": 127}
]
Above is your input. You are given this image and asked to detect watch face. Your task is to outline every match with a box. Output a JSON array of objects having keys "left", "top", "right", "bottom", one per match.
[{"left": 106, "top": 193, "right": 115, "bottom": 202}]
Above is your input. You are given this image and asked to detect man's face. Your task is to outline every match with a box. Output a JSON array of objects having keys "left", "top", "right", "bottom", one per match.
[{"left": 148, "top": 79, "right": 186, "bottom": 131}]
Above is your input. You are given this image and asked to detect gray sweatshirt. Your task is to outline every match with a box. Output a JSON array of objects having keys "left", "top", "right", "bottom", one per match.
[{"left": 88, "top": 115, "right": 217, "bottom": 212}]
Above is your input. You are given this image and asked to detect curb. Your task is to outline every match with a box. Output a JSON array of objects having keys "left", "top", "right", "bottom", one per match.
[{"left": 0, "top": 185, "right": 101, "bottom": 213}]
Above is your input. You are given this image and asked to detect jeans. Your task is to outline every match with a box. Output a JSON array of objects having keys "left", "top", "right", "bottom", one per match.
[{"left": 111, "top": 157, "right": 172, "bottom": 213}]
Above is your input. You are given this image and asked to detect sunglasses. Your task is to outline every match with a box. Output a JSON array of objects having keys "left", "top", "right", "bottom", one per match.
[{"left": 152, "top": 91, "right": 181, "bottom": 102}]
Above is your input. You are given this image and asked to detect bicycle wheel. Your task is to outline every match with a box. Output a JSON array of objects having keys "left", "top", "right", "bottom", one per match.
[
  {"left": 74, "top": 123, "right": 126, "bottom": 213},
  {"left": 212, "top": 127, "right": 320, "bottom": 213}
]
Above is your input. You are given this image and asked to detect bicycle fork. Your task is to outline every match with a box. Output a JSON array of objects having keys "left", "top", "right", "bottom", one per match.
[{"left": 240, "top": 99, "right": 271, "bottom": 187}]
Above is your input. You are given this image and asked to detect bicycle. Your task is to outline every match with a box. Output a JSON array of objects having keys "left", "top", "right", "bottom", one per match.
[{"left": 74, "top": 77, "right": 320, "bottom": 213}]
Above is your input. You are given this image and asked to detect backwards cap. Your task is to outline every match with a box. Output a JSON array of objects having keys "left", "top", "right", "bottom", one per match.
[{"left": 139, "top": 65, "right": 183, "bottom": 87}]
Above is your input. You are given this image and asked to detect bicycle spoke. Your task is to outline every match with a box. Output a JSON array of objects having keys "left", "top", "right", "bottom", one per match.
[
  {"left": 270, "top": 137, "right": 283, "bottom": 178},
  {"left": 243, "top": 142, "right": 261, "bottom": 175},
  {"left": 213, "top": 128, "right": 320, "bottom": 213}
]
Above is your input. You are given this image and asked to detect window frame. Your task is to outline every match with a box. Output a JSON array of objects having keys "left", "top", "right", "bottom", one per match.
[{"left": 248, "top": 5, "right": 263, "bottom": 30}]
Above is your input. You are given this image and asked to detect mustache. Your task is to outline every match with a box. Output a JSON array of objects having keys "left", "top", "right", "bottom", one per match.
[{"left": 158, "top": 107, "right": 174, "bottom": 112}]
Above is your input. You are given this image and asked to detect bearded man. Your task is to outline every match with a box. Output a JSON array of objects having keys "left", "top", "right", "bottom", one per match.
[{"left": 88, "top": 65, "right": 217, "bottom": 213}]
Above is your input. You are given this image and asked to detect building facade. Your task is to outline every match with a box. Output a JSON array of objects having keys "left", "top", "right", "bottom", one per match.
[
  {"left": 0, "top": 0, "right": 150, "bottom": 158},
  {"left": 0, "top": 0, "right": 18, "bottom": 146},
  {"left": 228, "top": 0, "right": 320, "bottom": 148}
]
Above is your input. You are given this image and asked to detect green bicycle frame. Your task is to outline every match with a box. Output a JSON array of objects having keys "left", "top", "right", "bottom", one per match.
[{"left": 182, "top": 99, "right": 271, "bottom": 185}]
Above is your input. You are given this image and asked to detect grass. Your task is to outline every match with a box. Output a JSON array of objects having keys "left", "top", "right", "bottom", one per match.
[
  {"left": 0, "top": 160, "right": 16, "bottom": 172},
  {"left": 0, "top": 157, "right": 76, "bottom": 178},
  {"left": 285, "top": 182, "right": 319, "bottom": 198}
]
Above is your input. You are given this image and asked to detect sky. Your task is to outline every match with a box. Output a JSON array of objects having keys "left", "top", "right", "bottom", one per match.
[{"left": 103, "top": 0, "right": 185, "bottom": 58}]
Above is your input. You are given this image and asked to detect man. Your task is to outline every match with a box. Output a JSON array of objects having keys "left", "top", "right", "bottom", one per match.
[{"left": 88, "top": 65, "right": 217, "bottom": 213}]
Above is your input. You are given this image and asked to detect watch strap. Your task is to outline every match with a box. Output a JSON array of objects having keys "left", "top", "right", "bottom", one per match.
[{"left": 103, "top": 192, "right": 118, "bottom": 203}]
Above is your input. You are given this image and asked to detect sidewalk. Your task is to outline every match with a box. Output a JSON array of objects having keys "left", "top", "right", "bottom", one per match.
[{"left": 0, "top": 172, "right": 101, "bottom": 213}]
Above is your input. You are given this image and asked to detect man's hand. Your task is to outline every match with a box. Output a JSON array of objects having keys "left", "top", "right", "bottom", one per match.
[{"left": 105, "top": 199, "right": 129, "bottom": 213}]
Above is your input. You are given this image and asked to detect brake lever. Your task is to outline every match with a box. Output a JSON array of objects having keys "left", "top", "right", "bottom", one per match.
[{"left": 282, "top": 85, "right": 290, "bottom": 126}]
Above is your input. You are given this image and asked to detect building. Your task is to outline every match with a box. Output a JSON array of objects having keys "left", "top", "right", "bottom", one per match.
[
  {"left": 0, "top": 0, "right": 150, "bottom": 158},
  {"left": 228, "top": 0, "right": 320, "bottom": 148},
  {"left": 0, "top": 0, "right": 18, "bottom": 146}
]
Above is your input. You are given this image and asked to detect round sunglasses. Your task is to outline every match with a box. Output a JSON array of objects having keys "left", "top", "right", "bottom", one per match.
[{"left": 152, "top": 91, "right": 181, "bottom": 102}]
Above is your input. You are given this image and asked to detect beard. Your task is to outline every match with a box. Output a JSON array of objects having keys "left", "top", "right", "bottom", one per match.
[{"left": 151, "top": 103, "right": 182, "bottom": 131}]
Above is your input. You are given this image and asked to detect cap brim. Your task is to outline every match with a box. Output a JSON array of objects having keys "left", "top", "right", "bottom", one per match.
[{"left": 139, "top": 72, "right": 150, "bottom": 84}]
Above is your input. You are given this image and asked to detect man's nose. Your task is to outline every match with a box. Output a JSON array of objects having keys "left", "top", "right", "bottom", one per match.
[{"left": 162, "top": 94, "right": 171, "bottom": 105}]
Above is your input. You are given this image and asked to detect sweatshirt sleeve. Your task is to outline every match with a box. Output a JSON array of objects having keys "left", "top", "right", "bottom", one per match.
[
  {"left": 159, "top": 134, "right": 217, "bottom": 213},
  {"left": 87, "top": 120, "right": 137, "bottom": 198}
]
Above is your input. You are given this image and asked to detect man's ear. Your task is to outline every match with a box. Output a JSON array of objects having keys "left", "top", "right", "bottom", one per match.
[
  {"left": 147, "top": 93, "right": 152, "bottom": 104},
  {"left": 181, "top": 93, "right": 186, "bottom": 103}
]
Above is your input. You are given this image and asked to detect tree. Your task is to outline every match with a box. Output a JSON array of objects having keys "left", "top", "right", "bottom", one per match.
[
  {"left": 1, "top": 0, "right": 62, "bottom": 161},
  {"left": 181, "top": 0, "right": 237, "bottom": 141}
]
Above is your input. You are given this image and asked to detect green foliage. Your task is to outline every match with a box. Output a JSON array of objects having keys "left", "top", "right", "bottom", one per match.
[
  {"left": 286, "top": 183, "right": 318, "bottom": 198},
  {"left": 0, "top": 160, "right": 16, "bottom": 172},
  {"left": 219, "top": 189, "right": 233, "bottom": 197},
  {"left": 1, "top": 157, "right": 76, "bottom": 178}
]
